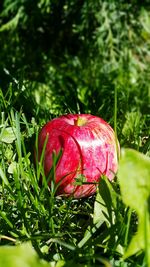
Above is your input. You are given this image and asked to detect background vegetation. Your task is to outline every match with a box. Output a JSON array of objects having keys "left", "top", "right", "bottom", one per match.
[{"left": 0, "top": 1, "right": 150, "bottom": 266}]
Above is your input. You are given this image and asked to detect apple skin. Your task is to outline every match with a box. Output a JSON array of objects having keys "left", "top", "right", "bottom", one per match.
[{"left": 37, "top": 114, "right": 119, "bottom": 198}]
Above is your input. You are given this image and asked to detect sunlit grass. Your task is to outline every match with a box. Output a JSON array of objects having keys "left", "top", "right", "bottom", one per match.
[{"left": 0, "top": 108, "right": 149, "bottom": 266}]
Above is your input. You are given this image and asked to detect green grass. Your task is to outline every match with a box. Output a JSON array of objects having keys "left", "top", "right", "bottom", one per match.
[{"left": 0, "top": 88, "right": 149, "bottom": 266}]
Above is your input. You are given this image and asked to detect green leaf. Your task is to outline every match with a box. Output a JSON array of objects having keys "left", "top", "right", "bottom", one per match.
[
  {"left": 0, "top": 7, "right": 23, "bottom": 32},
  {"left": 77, "top": 220, "right": 103, "bottom": 249},
  {"left": 0, "top": 127, "right": 16, "bottom": 143},
  {"left": 0, "top": 165, "right": 10, "bottom": 186},
  {"left": 8, "top": 161, "right": 18, "bottom": 174},
  {"left": 118, "top": 148, "right": 150, "bottom": 263},
  {"left": 0, "top": 242, "right": 50, "bottom": 267},
  {"left": 93, "top": 176, "right": 118, "bottom": 225}
]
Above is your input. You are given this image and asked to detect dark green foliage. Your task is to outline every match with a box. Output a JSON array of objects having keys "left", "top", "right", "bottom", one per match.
[{"left": 0, "top": 1, "right": 150, "bottom": 123}]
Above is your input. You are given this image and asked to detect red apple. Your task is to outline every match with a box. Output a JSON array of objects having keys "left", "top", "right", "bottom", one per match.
[{"left": 37, "top": 114, "right": 119, "bottom": 198}]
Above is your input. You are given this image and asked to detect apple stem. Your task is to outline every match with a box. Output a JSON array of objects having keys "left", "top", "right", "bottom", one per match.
[
  {"left": 74, "top": 116, "right": 82, "bottom": 126},
  {"left": 74, "top": 116, "right": 87, "bottom": 126},
  {"left": 74, "top": 118, "right": 78, "bottom": 126}
]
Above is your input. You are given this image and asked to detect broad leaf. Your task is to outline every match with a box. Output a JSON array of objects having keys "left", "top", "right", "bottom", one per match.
[
  {"left": 0, "top": 127, "right": 16, "bottom": 143},
  {"left": 118, "top": 148, "right": 150, "bottom": 263},
  {"left": 0, "top": 242, "right": 50, "bottom": 267}
]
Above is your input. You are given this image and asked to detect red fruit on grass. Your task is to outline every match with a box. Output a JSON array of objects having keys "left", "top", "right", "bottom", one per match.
[{"left": 37, "top": 114, "right": 119, "bottom": 198}]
